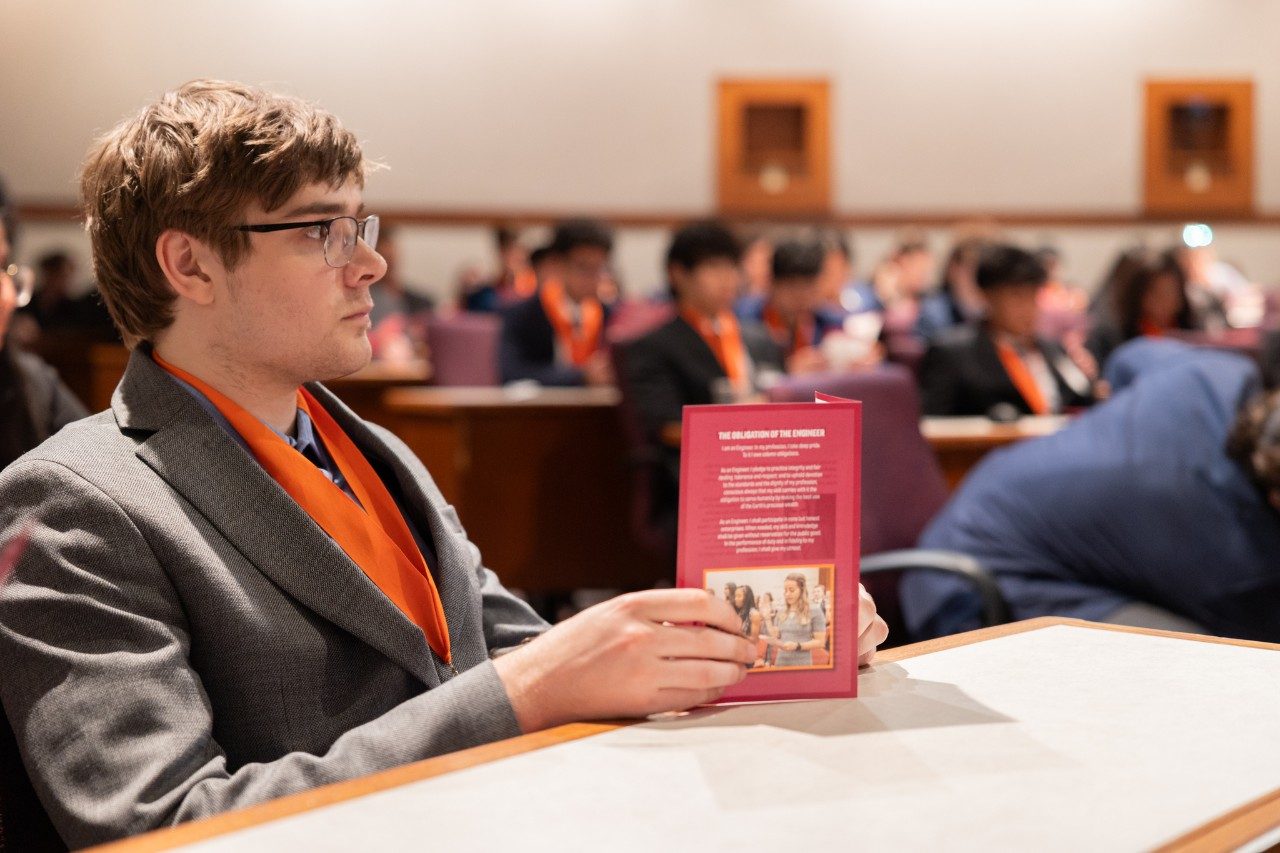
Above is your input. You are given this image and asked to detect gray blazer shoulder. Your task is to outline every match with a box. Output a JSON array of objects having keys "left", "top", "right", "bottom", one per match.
[{"left": 0, "top": 348, "right": 548, "bottom": 847}]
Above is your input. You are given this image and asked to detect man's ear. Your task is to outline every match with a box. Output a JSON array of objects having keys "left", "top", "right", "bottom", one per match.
[{"left": 155, "top": 229, "right": 219, "bottom": 306}]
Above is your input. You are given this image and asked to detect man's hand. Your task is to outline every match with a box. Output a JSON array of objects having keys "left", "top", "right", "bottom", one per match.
[
  {"left": 492, "top": 589, "right": 755, "bottom": 732},
  {"left": 857, "top": 582, "right": 889, "bottom": 666}
]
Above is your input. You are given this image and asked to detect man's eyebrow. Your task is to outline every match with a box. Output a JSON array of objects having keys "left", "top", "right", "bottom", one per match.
[{"left": 278, "top": 200, "right": 358, "bottom": 219}]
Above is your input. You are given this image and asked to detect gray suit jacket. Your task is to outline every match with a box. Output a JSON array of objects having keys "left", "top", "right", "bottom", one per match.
[{"left": 0, "top": 348, "right": 549, "bottom": 848}]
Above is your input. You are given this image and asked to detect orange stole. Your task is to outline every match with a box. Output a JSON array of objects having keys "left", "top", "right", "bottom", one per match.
[
  {"left": 995, "top": 340, "right": 1049, "bottom": 415},
  {"left": 153, "top": 353, "right": 451, "bottom": 664},
  {"left": 539, "top": 280, "right": 604, "bottom": 366},
  {"left": 681, "top": 309, "right": 747, "bottom": 383}
]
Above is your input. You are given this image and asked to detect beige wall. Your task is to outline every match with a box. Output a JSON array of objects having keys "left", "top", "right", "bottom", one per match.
[{"left": 4, "top": 0, "right": 1279, "bottom": 298}]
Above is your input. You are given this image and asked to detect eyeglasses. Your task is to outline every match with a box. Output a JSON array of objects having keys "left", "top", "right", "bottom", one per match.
[
  {"left": 235, "top": 214, "right": 380, "bottom": 269},
  {"left": 3, "top": 264, "right": 34, "bottom": 308}
]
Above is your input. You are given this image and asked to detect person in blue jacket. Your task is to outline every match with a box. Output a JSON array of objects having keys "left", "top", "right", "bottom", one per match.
[{"left": 901, "top": 338, "right": 1280, "bottom": 642}]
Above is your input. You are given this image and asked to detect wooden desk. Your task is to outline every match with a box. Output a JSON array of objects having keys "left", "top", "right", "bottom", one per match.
[
  {"left": 922, "top": 415, "right": 1068, "bottom": 489},
  {"left": 382, "top": 386, "right": 669, "bottom": 591},
  {"left": 91, "top": 618, "right": 1280, "bottom": 853}
]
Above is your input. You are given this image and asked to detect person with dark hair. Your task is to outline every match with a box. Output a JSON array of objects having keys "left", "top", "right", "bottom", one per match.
[
  {"left": 736, "top": 238, "right": 844, "bottom": 374},
  {"left": 1085, "top": 249, "right": 1196, "bottom": 369},
  {"left": 902, "top": 339, "right": 1280, "bottom": 642},
  {"left": 0, "top": 220, "right": 88, "bottom": 469},
  {"left": 618, "top": 221, "right": 784, "bottom": 542},
  {"left": 499, "top": 218, "right": 615, "bottom": 386},
  {"left": 460, "top": 224, "right": 536, "bottom": 313},
  {"left": 920, "top": 243, "right": 1095, "bottom": 417},
  {"left": 915, "top": 237, "right": 988, "bottom": 342},
  {"left": 733, "top": 585, "right": 763, "bottom": 653},
  {"left": 12, "top": 249, "right": 117, "bottom": 345}
]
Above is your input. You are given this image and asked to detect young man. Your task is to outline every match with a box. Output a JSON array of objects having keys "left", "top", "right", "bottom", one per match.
[
  {"left": 618, "top": 222, "right": 785, "bottom": 544},
  {"left": 903, "top": 339, "right": 1280, "bottom": 641},
  {"left": 0, "top": 82, "right": 889, "bottom": 847},
  {"left": 920, "top": 244, "right": 1095, "bottom": 417},
  {"left": 736, "top": 238, "right": 844, "bottom": 375},
  {"left": 499, "top": 218, "right": 614, "bottom": 386}
]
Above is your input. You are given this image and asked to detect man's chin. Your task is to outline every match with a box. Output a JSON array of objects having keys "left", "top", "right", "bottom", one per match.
[{"left": 314, "top": 338, "right": 373, "bottom": 383}]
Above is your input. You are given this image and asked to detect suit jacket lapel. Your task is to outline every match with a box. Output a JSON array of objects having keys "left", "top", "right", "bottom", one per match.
[
  {"left": 672, "top": 315, "right": 727, "bottom": 385},
  {"left": 974, "top": 330, "right": 1029, "bottom": 410},
  {"left": 115, "top": 349, "right": 441, "bottom": 688},
  {"left": 305, "top": 382, "right": 477, "bottom": 657}
]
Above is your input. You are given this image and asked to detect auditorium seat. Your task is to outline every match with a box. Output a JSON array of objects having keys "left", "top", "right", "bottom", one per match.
[
  {"left": 424, "top": 313, "right": 501, "bottom": 386},
  {"left": 766, "top": 365, "right": 1009, "bottom": 645}
]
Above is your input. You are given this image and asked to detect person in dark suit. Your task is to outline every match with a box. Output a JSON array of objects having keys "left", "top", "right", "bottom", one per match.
[
  {"left": 920, "top": 244, "right": 1096, "bottom": 417},
  {"left": 902, "top": 338, "right": 1280, "bottom": 642},
  {"left": 499, "top": 219, "right": 615, "bottom": 386},
  {"left": 618, "top": 221, "right": 783, "bottom": 544},
  {"left": 0, "top": 220, "right": 87, "bottom": 469},
  {"left": 736, "top": 238, "right": 845, "bottom": 375}
]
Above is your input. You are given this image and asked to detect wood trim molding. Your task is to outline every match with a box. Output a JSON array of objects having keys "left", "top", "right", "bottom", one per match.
[
  {"left": 86, "top": 617, "right": 1280, "bottom": 852},
  {"left": 19, "top": 201, "right": 1280, "bottom": 230}
]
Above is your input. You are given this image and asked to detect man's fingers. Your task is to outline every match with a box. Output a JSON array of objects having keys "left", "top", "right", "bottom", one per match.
[
  {"left": 654, "top": 659, "right": 748, "bottom": 692},
  {"left": 656, "top": 623, "right": 757, "bottom": 664},
  {"left": 617, "top": 589, "right": 742, "bottom": 636}
]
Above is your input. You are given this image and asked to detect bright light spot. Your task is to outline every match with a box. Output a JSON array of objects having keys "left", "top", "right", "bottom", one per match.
[{"left": 1182, "top": 223, "right": 1214, "bottom": 248}]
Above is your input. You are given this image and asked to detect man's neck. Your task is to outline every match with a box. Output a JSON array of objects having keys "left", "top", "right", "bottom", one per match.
[{"left": 154, "top": 340, "right": 299, "bottom": 435}]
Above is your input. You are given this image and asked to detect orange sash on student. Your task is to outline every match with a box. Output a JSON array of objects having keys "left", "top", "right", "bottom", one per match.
[
  {"left": 762, "top": 303, "right": 813, "bottom": 355},
  {"left": 153, "top": 352, "right": 452, "bottom": 664},
  {"left": 681, "top": 308, "right": 747, "bottom": 384},
  {"left": 995, "top": 340, "right": 1049, "bottom": 415},
  {"left": 1139, "top": 320, "right": 1166, "bottom": 338},
  {"left": 539, "top": 279, "right": 604, "bottom": 366}
]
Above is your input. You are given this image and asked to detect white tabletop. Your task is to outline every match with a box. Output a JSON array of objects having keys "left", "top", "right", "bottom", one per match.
[{"left": 182, "top": 624, "right": 1280, "bottom": 852}]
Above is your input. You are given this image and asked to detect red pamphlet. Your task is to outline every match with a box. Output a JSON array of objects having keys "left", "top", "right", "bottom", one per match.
[{"left": 676, "top": 395, "right": 861, "bottom": 702}]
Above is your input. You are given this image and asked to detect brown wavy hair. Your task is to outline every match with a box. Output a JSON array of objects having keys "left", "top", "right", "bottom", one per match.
[{"left": 78, "top": 79, "right": 368, "bottom": 347}]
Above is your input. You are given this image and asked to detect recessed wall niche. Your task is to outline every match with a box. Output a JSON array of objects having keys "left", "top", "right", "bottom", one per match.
[
  {"left": 1143, "top": 78, "right": 1254, "bottom": 216},
  {"left": 717, "top": 78, "right": 831, "bottom": 215}
]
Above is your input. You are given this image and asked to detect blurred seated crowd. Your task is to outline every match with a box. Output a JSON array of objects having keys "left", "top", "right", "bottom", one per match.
[{"left": 6, "top": 196, "right": 1280, "bottom": 644}]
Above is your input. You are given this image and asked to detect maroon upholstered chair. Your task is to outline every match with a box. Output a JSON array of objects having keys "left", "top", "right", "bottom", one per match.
[
  {"left": 766, "top": 366, "right": 1008, "bottom": 645},
  {"left": 424, "top": 313, "right": 501, "bottom": 387}
]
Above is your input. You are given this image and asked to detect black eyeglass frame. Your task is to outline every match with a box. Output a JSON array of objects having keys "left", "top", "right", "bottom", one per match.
[{"left": 234, "top": 214, "right": 380, "bottom": 268}]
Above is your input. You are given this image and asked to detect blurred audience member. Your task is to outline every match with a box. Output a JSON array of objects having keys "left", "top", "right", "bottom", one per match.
[
  {"left": 920, "top": 244, "right": 1095, "bottom": 417},
  {"left": 1034, "top": 246, "right": 1087, "bottom": 315},
  {"left": 916, "top": 237, "right": 987, "bottom": 342},
  {"left": 460, "top": 225, "right": 536, "bottom": 313},
  {"left": 367, "top": 226, "right": 433, "bottom": 362},
  {"left": 739, "top": 232, "right": 773, "bottom": 299},
  {"left": 902, "top": 340, "right": 1280, "bottom": 642},
  {"left": 815, "top": 231, "right": 855, "bottom": 315},
  {"left": 619, "top": 222, "right": 783, "bottom": 542},
  {"left": 499, "top": 219, "right": 614, "bottom": 386},
  {"left": 0, "top": 220, "right": 87, "bottom": 468},
  {"left": 1177, "top": 242, "right": 1260, "bottom": 330},
  {"left": 1086, "top": 249, "right": 1195, "bottom": 368},
  {"left": 878, "top": 234, "right": 936, "bottom": 336},
  {"left": 13, "top": 250, "right": 117, "bottom": 345},
  {"left": 737, "top": 239, "right": 842, "bottom": 375}
]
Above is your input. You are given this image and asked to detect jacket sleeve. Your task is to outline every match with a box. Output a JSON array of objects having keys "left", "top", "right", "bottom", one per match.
[{"left": 0, "top": 460, "right": 528, "bottom": 849}]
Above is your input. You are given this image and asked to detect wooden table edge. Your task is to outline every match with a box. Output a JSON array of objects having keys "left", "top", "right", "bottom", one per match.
[{"left": 86, "top": 617, "right": 1280, "bottom": 852}]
